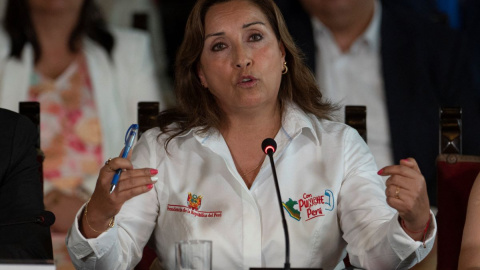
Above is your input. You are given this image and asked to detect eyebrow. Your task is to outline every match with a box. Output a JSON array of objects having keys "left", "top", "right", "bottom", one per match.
[{"left": 204, "top": 21, "right": 266, "bottom": 40}]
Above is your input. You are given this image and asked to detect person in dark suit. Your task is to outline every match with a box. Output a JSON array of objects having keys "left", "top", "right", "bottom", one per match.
[
  {"left": 274, "top": 0, "right": 480, "bottom": 207},
  {"left": 0, "top": 108, "right": 53, "bottom": 260},
  {"left": 460, "top": 0, "right": 480, "bottom": 97}
]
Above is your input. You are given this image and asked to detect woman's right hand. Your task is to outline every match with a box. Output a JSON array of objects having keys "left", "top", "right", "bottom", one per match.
[{"left": 79, "top": 156, "right": 158, "bottom": 238}]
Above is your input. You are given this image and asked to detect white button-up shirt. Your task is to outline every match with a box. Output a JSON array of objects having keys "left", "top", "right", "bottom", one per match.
[
  {"left": 312, "top": 1, "right": 394, "bottom": 170},
  {"left": 66, "top": 103, "right": 435, "bottom": 270}
]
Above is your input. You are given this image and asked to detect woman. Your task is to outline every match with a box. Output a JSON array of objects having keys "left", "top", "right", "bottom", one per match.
[
  {"left": 0, "top": 0, "right": 170, "bottom": 233},
  {"left": 459, "top": 171, "right": 480, "bottom": 270},
  {"left": 66, "top": 0, "right": 435, "bottom": 269}
]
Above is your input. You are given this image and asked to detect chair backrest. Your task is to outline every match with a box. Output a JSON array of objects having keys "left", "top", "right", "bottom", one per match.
[
  {"left": 345, "top": 105, "right": 367, "bottom": 143},
  {"left": 137, "top": 101, "right": 160, "bottom": 139},
  {"left": 132, "top": 12, "right": 149, "bottom": 31},
  {"left": 436, "top": 107, "right": 480, "bottom": 270},
  {"left": 439, "top": 107, "right": 462, "bottom": 154}
]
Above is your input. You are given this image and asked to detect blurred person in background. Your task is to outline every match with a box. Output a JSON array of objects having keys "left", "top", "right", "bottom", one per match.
[
  {"left": 274, "top": 0, "right": 480, "bottom": 208},
  {"left": 0, "top": 0, "right": 170, "bottom": 267},
  {"left": 95, "top": 0, "right": 175, "bottom": 106}
]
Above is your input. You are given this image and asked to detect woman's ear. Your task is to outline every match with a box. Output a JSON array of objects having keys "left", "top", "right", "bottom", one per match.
[
  {"left": 279, "top": 41, "right": 286, "bottom": 63},
  {"left": 197, "top": 65, "right": 208, "bottom": 88}
]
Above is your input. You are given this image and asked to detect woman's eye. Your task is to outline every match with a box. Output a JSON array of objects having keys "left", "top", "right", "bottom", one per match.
[
  {"left": 212, "top": 43, "right": 227, "bottom": 51},
  {"left": 249, "top": 33, "right": 263, "bottom": 42}
]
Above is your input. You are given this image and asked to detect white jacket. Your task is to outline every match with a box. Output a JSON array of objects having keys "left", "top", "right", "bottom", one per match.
[{"left": 0, "top": 27, "right": 172, "bottom": 193}]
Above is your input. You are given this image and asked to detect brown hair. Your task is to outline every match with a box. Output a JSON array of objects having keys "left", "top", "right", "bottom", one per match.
[{"left": 157, "top": 0, "right": 336, "bottom": 148}]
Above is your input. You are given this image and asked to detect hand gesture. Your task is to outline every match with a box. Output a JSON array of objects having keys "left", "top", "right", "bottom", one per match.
[
  {"left": 379, "top": 158, "right": 431, "bottom": 240},
  {"left": 80, "top": 151, "right": 158, "bottom": 238}
]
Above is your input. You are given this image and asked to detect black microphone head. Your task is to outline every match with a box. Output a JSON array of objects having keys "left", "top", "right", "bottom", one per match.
[
  {"left": 35, "top": 211, "right": 56, "bottom": 226},
  {"left": 262, "top": 138, "right": 277, "bottom": 155}
]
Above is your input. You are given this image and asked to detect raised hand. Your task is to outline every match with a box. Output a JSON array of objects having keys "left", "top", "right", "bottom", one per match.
[
  {"left": 379, "top": 158, "right": 431, "bottom": 240},
  {"left": 80, "top": 153, "right": 158, "bottom": 239}
]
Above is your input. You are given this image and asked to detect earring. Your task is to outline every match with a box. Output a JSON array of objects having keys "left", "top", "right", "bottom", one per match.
[{"left": 282, "top": 62, "right": 288, "bottom": 75}]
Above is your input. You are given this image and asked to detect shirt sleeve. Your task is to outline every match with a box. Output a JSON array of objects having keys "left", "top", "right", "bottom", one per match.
[
  {"left": 66, "top": 130, "right": 160, "bottom": 269},
  {"left": 338, "top": 128, "right": 436, "bottom": 269}
]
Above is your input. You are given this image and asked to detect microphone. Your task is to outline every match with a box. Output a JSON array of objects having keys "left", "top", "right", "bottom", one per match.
[
  {"left": 250, "top": 139, "right": 322, "bottom": 270},
  {"left": 0, "top": 211, "right": 56, "bottom": 227}
]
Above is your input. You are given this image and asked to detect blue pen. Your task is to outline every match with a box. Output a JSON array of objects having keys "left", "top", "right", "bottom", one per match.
[{"left": 109, "top": 124, "right": 139, "bottom": 194}]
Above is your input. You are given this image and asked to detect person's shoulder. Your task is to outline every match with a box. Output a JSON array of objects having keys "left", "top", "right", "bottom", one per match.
[
  {"left": 0, "top": 108, "right": 21, "bottom": 126},
  {"left": 0, "top": 108, "right": 36, "bottom": 137},
  {"left": 110, "top": 27, "right": 150, "bottom": 45},
  {"left": 316, "top": 118, "right": 353, "bottom": 136},
  {"left": 284, "top": 103, "right": 352, "bottom": 139},
  {"left": 381, "top": 1, "right": 457, "bottom": 39},
  {"left": 105, "top": 27, "right": 152, "bottom": 61},
  {"left": 140, "top": 127, "right": 162, "bottom": 140},
  {"left": 137, "top": 125, "right": 195, "bottom": 155},
  {"left": 300, "top": 112, "right": 354, "bottom": 139},
  {"left": 139, "top": 126, "right": 183, "bottom": 143}
]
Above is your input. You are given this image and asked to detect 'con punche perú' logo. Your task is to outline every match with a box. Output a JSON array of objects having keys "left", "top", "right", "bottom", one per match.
[{"left": 282, "top": 190, "right": 334, "bottom": 221}]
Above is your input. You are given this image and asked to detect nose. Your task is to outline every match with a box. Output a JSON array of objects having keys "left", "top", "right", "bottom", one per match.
[
  {"left": 235, "top": 60, "right": 251, "bottom": 68},
  {"left": 234, "top": 45, "right": 252, "bottom": 69}
]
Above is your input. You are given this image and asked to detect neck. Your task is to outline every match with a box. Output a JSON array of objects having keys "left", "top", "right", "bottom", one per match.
[
  {"left": 222, "top": 108, "right": 281, "bottom": 189},
  {"left": 221, "top": 103, "right": 282, "bottom": 189},
  {"left": 30, "top": 10, "right": 80, "bottom": 52},
  {"left": 315, "top": 2, "right": 375, "bottom": 52},
  {"left": 221, "top": 103, "right": 281, "bottom": 140}
]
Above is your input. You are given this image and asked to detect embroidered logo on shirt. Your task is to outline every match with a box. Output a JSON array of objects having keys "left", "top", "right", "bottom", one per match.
[
  {"left": 283, "top": 189, "right": 335, "bottom": 221},
  {"left": 167, "top": 193, "right": 222, "bottom": 218},
  {"left": 187, "top": 192, "right": 202, "bottom": 210}
]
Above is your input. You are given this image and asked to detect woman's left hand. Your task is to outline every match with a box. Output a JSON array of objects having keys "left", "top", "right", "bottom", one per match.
[{"left": 378, "top": 158, "right": 431, "bottom": 239}]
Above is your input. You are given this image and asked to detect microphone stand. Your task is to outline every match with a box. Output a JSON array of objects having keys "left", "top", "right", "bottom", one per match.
[
  {"left": 268, "top": 147, "right": 290, "bottom": 270},
  {"left": 251, "top": 139, "right": 321, "bottom": 270}
]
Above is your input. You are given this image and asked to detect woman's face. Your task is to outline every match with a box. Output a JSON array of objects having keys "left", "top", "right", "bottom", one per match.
[{"left": 197, "top": 0, "right": 285, "bottom": 115}]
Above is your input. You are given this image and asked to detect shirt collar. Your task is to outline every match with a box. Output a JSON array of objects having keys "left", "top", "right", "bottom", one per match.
[
  {"left": 189, "top": 102, "right": 320, "bottom": 147},
  {"left": 280, "top": 102, "right": 319, "bottom": 146},
  {"left": 311, "top": 0, "right": 382, "bottom": 53},
  {"left": 364, "top": 0, "right": 382, "bottom": 52}
]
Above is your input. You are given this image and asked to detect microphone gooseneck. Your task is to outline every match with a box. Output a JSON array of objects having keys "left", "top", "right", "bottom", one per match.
[{"left": 261, "top": 138, "right": 290, "bottom": 270}]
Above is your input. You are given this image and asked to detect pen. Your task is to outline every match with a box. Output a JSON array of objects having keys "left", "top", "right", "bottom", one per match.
[{"left": 110, "top": 124, "right": 139, "bottom": 194}]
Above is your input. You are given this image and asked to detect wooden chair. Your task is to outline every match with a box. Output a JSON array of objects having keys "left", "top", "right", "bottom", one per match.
[
  {"left": 436, "top": 107, "right": 480, "bottom": 270},
  {"left": 345, "top": 105, "right": 367, "bottom": 143},
  {"left": 132, "top": 12, "right": 149, "bottom": 31},
  {"left": 137, "top": 101, "right": 160, "bottom": 139}
]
